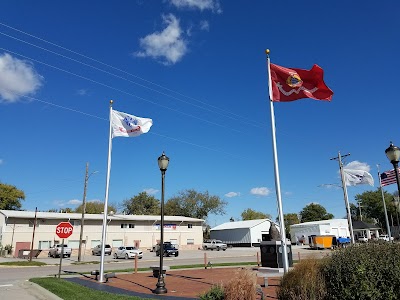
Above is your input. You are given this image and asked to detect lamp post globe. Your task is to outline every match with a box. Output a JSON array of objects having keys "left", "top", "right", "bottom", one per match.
[
  {"left": 154, "top": 152, "right": 169, "bottom": 294},
  {"left": 385, "top": 142, "right": 400, "bottom": 165}
]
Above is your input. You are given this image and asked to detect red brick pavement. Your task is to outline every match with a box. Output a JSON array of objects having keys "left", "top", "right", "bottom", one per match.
[{"left": 98, "top": 267, "right": 280, "bottom": 299}]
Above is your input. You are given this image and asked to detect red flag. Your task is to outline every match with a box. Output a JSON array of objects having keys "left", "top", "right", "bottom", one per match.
[{"left": 270, "top": 63, "right": 333, "bottom": 102}]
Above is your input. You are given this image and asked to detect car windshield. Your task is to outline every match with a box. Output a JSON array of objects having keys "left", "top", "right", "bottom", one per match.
[
  {"left": 126, "top": 247, "right": 137, "bottom": 250},
  {"left": 105, "top": 245, "right": 111, "bottom": 248}
]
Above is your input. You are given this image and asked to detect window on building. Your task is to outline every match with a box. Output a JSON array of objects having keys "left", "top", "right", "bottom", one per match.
[
  {"left": 29, "top": 221, "right": 39, "bottom": 227},
  {"left": 121, "top": 223, "right": 135, "bottom": 228},
  {"left": 112, "top": 239, "right": 123, "bottom": 247},
  {"left": 187, "top": 239, "right": 194, "bottom": 245},
  {"left": 68, "top": 240, "right": 80, "bottom": 249},
  {"left": 91, "top": 240, "right": 101, "bottom": 248},
  {"left": 71, "top": 220, "right": 81, "bottom": 226},
  {"left": 188, "top": 224, "right": 193, "bottom": 229},
  {"left": 38, "top": 241, "right": 52, "bottom": 250}
]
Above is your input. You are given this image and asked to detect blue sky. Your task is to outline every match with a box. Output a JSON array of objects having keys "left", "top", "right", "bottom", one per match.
[{"left": 1, "top": 1, "right": 400, "bottom": 227}]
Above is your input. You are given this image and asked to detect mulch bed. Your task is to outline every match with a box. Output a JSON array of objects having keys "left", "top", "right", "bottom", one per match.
[{"left": 67, "top": 267, "right": 280, "bottom": 299}]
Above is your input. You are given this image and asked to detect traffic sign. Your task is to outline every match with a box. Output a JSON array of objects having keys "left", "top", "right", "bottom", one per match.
[{"left": 56, "top": 222, "right": 73, "bottom": 239}]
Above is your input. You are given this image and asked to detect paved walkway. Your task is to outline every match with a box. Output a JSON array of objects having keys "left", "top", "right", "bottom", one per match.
[{"left": 67, "top": 267, "right": 281, "bottom": 299}]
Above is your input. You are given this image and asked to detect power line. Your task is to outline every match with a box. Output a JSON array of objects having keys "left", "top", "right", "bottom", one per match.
[
  {"left": 0, "top": 47, "right": 245, "bottom": 134},
  {"left": 0, "top": 22, "right": 267, "bottom": 128}
]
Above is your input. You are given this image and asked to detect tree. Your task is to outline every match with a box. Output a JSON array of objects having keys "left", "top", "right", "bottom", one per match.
[
  {"left": 354, "top": 188, "right": 398, "bottom": 229},
  {"left": 241, "top": 208, "right": 271, "bottom": 220},
  {"left": 0, "top": 182, "right": 25, "bottom": 210},
  {"left": 164, "top": 189, "right": 227, "bottom": 219},
  {"left": 284, "top": 213, "right": 300, "bottom": 236},
  {"left": 300, "top": 203, "right": 334, "bottom": 222},
  {"left": 75, "top": 201, "right": 116, "bottom": 214},
  {"left": 121, "top": 192, "right": 160, "bottom": 215}
]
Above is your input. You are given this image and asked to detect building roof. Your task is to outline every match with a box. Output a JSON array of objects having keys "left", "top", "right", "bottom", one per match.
[
  {"left": 352, "top": 220, "right": 380, "bottom": 230},
  {"left": 290, "top": 219, "right": 348, "bottom": 228},
  {"left": 211, "top": 219, "right": 271, "bottom": 231},
  {"left": 0, "top": 210, "right": 203, "bottom": 223}
]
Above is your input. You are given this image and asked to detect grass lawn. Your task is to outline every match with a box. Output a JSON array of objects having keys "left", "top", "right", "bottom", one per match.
[
  {"left": 30, "top": 277, "right": 155, "bottom": 300},
  {"left": 0, "top": 261, "right": 47, "bottom": 266}
]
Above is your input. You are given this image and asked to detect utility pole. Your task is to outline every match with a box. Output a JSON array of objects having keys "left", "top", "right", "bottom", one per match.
[
  {"left": 78, "top": 163, "right": 89, "bottom": 262},
  {"left": 357, "top": 200, "right": 363, "bottom": 221},
  {"left": 330, "top": 152, "right": 355, "bottom": 244},
  {"left": 29, "top": 207, "right": 38, "bottom": 262}
]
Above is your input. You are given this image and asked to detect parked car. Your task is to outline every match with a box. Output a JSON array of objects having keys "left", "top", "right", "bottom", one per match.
[
  {"left": 152, "top": 241, "right": 178, "bottom": 252},
  {"left": 92, "top": 244, "right": 112, "bottom": 256},
  {"left": 378, "top": 234, "right": 394, "bottom": 242},
  {"left": 156, "top": 244, "right": 179, "bottom": 257},
  {"left": 202, "top": 239, "right": 227, "bottom": 251},
  {"left": 48, "top": 244, "right": 72, "bottom": 258},
  {"left": 114, "top": 246, "right": 143, "bottom": 259}
]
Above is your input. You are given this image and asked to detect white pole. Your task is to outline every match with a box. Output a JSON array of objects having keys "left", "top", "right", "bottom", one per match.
[
  {"left": 338, "top": 152, "right": 355, "bottom": 244},
  {"left": 99, "top": 100, "right": 114, "bottom": 283},
  {"left": 266, "top": 50, "right": 289, "bottom": 273},
  {"left": 377, "top": 166, "right": 392, "bottom": 240}
]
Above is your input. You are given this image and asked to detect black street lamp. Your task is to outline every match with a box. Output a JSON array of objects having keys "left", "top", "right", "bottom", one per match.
[{"left": 154, "top": 152, "right": 169, "bottom": 294}]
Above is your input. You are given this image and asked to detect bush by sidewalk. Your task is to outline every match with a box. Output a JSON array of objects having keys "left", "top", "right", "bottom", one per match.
[{"left": 277, "top": 242, "right": 400, "bottom": 300}]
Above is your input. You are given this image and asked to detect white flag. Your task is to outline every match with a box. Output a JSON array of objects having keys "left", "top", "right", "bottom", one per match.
[
  {"left": 111, "top": 109, "right": 152, "bottom": 138},
  {"left": 343, "top": 169, "right": 374, "bottom": 186}
]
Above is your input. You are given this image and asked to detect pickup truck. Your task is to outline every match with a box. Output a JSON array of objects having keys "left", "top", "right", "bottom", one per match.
[
  {"left": 48, "top": 244, "right": 72, "bottom": 258},
  {"left": 202, "top": 239, "right": 227, "bottom": 251}
]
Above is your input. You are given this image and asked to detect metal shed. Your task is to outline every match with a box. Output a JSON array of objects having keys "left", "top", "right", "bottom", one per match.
[
  {"left": 290, "top": 219, "right": 350, "bottom": 245},
  {"left": 210, "top": 219, "right": 272, "bottom": 247}
]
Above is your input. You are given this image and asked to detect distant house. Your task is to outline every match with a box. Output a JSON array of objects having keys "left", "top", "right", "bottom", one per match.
[
  {"left": 352, "top": 220, "right": 380, "bottom": 240},
  {"left": 210, "top": 219, "right": 273, "bottom": 247}
]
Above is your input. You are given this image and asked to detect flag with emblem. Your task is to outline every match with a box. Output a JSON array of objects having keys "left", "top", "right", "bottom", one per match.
[
  {"left": 343, "top": 169, "right": 374, "bottom": 186},
  {"left": 111, "top": 109, "right": 153, "bottom": 138},
  {"left": 269, "top": 63, "right": 333, "bottom": 102}
]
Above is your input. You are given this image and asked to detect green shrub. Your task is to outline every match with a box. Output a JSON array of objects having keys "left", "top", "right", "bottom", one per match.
[
  {"left": 322, "top": 242, "right": 400, "bottom": 300},
  {"left": 277, "top": 258, "right": 327, "bottom": 300},
  {"left": 199, "top": 284, "right": 224, "bottom": 300}
]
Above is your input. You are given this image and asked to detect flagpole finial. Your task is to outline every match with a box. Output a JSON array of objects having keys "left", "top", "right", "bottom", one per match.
[
  {"left": 265, "top": 49, "right": 270, "bottom": 55},
  {"left": 110, "top": 100, "right": 113, "bottom": 106}
]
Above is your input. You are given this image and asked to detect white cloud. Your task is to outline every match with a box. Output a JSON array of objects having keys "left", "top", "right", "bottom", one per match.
[
  {"left": 77, "top": 89, "right": 88, "bottom": 96},
  {"left": 68, "top": 199, "right": 82, "bottom": 205},
  {"left": 250, "top": 187, "right": 271, "bottom": 196},
  {"left": 170, "top": 0, "right": 222, "bottom": 13},
  {"left": 343, "top": 160, "right": 371, "bottom": 172},
  {"left": 144, "top": 188, "right": 159, "bottom": 195},
  {"left": 225, "top": 192, "right": 240, "bottom": 198},
  {"left": 135, "top": 14, "right": 188, "bottom": 65},
  {"left": 199, "top": 20, "right": 210, "bottom": 31},
  {"left": 0, "top": 159, "right": 3, "bottom": 165},
  {"left": 0, "top": 53, "right": 43, "bottom": 103}
]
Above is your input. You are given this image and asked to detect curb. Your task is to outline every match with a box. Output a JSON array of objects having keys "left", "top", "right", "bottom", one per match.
[{"left": 21, "top": 280, "right": 63, "bottom": 300}]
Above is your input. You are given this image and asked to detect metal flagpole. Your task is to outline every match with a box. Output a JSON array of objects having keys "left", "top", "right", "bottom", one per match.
[
  {"left": 377, "top": 165, "right": 392, "bottom": 240},
  {"left": 337, "top": 152, "right": 355, "bottom": 244},
  {"left": 99, "top": 100, "right": 114, "bottom": 283},
  {"left": 266, "top": 49, "right": 289, "bottom": 273}
]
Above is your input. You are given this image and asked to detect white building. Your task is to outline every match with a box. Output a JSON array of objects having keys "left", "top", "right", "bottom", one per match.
[
  {"left": 290, "top": 219, "right": 350, "bottom": 244},
  {"left": 0, "top": 210, "right": 204, "bottom": 257},
  {"left": 210, "top": 219, "right": 273, "bottom": 247}
]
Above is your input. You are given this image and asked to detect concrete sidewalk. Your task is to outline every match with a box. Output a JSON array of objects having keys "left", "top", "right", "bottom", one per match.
[{"left": 0, "top": 280, "right": 62, "bottom": 300}]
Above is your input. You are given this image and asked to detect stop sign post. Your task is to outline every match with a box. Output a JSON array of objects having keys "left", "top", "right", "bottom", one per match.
[
  {"left": 56, "top": 222, "right": 73, "bottom": 278},
  {"left": 56, "top": 222, "right": 73, "bottom": 239}
]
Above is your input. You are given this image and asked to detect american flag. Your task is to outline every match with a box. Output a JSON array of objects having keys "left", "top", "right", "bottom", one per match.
[{"left": 380, "top": 169, "right": 400, "bottom": 186}]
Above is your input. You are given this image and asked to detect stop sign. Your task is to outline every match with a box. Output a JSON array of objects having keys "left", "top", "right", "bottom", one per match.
[{"left": 56, "top": 222, "right": 73, "bottom": 239}]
